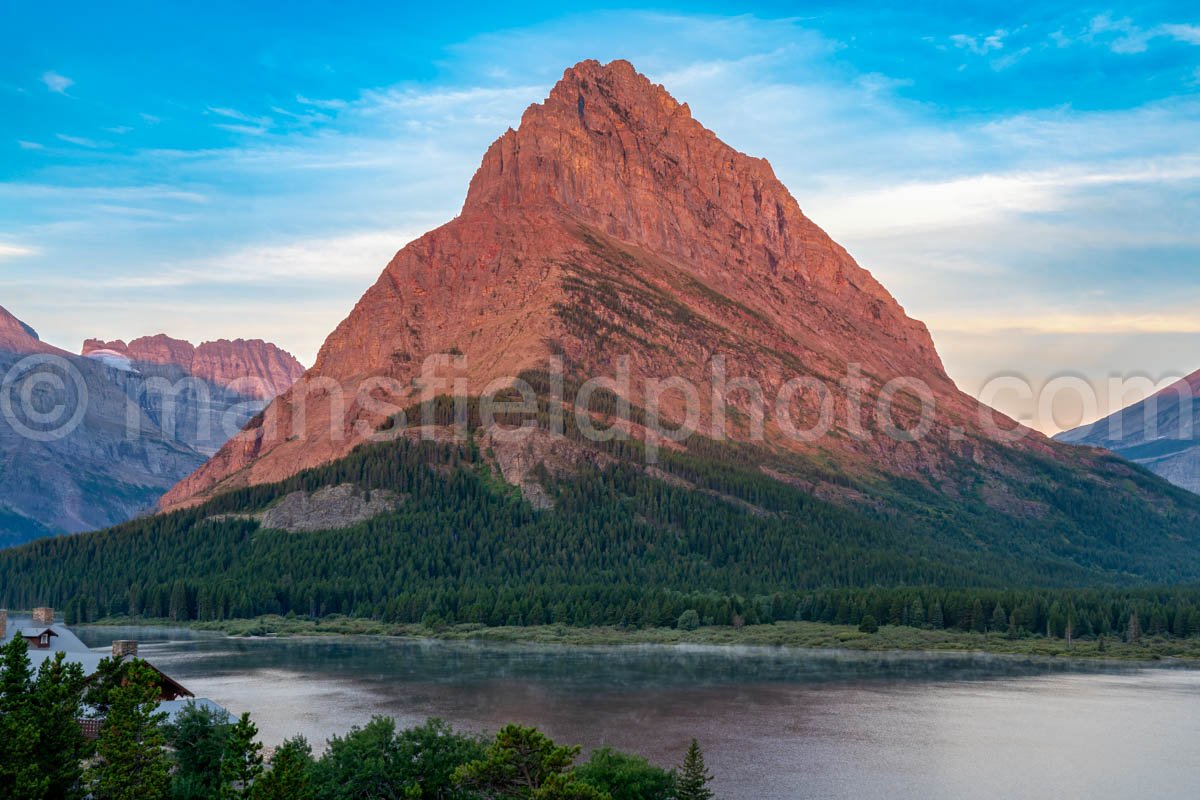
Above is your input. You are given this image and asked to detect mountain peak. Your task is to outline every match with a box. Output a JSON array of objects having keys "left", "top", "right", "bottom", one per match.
[
  {"left": 464, "top": 59, "right": 716, "bottom": 228},
  {"left": 542, "top": 58, "right": 685, "bottom": 126},
  {"left": 162, "top": 59, "right": 972, "bottom": 510},
  {"left": 462, "top": 59, "right": 897, "bottom": 308},
  {"left": 0, "top": 305, "right": 56, "bottom": 355}
]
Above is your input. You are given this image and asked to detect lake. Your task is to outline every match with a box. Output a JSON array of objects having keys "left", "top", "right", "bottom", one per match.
[{"left": 76, "top": 626, "right": 1200, "bottom": 799}]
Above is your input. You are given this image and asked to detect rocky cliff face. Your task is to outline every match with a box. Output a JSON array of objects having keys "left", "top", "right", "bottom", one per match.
[
  {"left": 1058, "top": 369, "right": 1200, "bottom": 494},
  {"left": 82, "top": 335, "right": 304, "bottom": 399},
  {"left": 0, "top": 306, "right": 306, "bottom": 544},
  {"left": 163, "top": 59, "right": 1066, "bottom": 509},
  {"left": 0, "top": 306, "right": 55, "bottom": 355},
  {"left": 0, "top": 329, "right": 204, "bottom": 542}
]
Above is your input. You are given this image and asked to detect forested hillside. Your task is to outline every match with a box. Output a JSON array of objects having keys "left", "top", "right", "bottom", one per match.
[{"left": 4, "top": 409, "right": 1200, "bottom": 632}]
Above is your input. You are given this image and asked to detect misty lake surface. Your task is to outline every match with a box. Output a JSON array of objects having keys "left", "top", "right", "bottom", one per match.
[{"left": 76, "top": 626, "right": 1200, "bottom": 800}]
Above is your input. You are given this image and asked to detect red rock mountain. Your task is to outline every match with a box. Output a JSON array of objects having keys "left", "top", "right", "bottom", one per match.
[
  {"left": 162, "top": 59, "right": 1052, "bottom": 510},
  {"left": 82, "top": 335, "right": 305, "bottom": 399},
  {"left": 0, "top": 306, "right": 59, "bottom": 355}
]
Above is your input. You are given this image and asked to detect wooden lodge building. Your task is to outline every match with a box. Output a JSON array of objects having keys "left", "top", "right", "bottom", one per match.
[{"left": 0, "top": 606, "right": 227, "bottom": 733}]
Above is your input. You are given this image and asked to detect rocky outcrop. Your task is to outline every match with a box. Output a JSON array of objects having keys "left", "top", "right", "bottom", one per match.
[
  {"left": 259, "top": 485, "right": 402, "bottom": 532},
  {"left": 84, "top": 334, "right": 195, "bottom": 371},
  {"left": 482, "top": 425, "right": 614, "bottom": 509},
  {"left": 83, "top": 336, "right": 304, "bottom": 399},
  {"left": 191, "top": 339, "right": 305, "bottom": 399}
]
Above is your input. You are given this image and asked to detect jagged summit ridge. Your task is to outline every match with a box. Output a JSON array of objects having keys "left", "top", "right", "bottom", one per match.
[
  {"left": 82, "top": 334, "right": 305, "bottom": 399},
  {"left": 463, "top": 60, "right": 941, "bottom": 370},
  {"left": 470, "top": 62, "right": 907, "bottom": 301}
]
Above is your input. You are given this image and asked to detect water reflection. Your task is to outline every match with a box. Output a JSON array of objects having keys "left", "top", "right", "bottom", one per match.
[{"left": 75, "top": 627, "right": 1200, "bottom": 800}]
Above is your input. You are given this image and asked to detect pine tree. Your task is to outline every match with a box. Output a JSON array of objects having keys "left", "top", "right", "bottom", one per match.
[
  {"left": 990, "top": 604, "right": 1007, "bottom": 634},
  {"left": 675, "top": 739, "right": 714, "bottom": 800},
  {"left": 453, "top": 723, "right": 581, "bottom": 796},
  {"left": 929, "top": 601, "right": 944, "bottom": 630},
  {"left": 0, "top": 635, "right": 48, "bottom": 798},
  {"left": 250, "top": 736, "right": 315, "bottom": 800},
  {"left": 86, "top": 660, "right": 171, "bottom": 800},
  {"left": 169, "top": 702, "right": 232, "bottom": 800},
  {"left": 1126, "top": 611, "right": 1143, "bottom": 643},
  {"left": 970, "top": 599, "right": 986, "bottom": 633},
  {"left": 34, "top": 652, "right": 89, "bottom": 799},
  {"left": 574, "top": 746, "right": 675, "bottom": 800},
  {"left": 222, "top": 712, "right": 265, "bottom": 798},
  {"left": 170, "top": 580, "right": 190, "bottom": 622},
  {"left": 531, "top": 772, "right": 608, "bottom": 799}
]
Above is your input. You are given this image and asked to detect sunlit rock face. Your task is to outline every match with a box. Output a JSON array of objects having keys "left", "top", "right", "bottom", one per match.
[
  {"left": 82, "top": 335, "right": 304, "bottom": 400},
  {"left": 0, "top": 305, "right": 53, "bottom": 354},
  {"left": 166, "top": 59, "right": 1160, "bottom": 517}
]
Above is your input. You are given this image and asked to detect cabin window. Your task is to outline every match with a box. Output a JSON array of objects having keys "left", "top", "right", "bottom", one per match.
[{"left": 39, "top": 633, "right": 48, "bottom": 646}]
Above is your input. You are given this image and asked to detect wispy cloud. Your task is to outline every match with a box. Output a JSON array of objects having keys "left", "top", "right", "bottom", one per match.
[
  {"left": 951, "top": 29, "right": 1008, "bottom": 56},
  {"left": 296, "top": 94, "right": 347, "bottom": 110},
  {"left": 1088, "top": 14, "right": 1152, "bottom": 53},
  {"left": 0, "top": 243, "right": 37, "bottom": 259},
  {"left": 207, "top": 106, "right": 273, "bottom": 134},
  {"left": 41, "top": 70, "right": 74, "bottom": 94},
  {"left": 269, "top": 106, "right": 330, "bottom": 125},
  {"left": 809, "top": 155, "right": 1200, "bottom": 237},
  {"left": 930, "top": 310, "right": 1200, "bottom": 336},
  {"left": 112, "top": 228, "right": 416, "bottom": 288},
  {"left": 207, "top": 106, "right": 273, "bottom": 126},
  {"left": 1087, "top": 14, "right": 1200, "bottom": 54},
  {"left": 213, "top": 123, "right": 271, "bottom": 136},
  {"left": 16, "top": 140, "right": 43, "bottom": 150},
  {"left": 1162, "top": 23, "right": 1200, "bottom": 45},
  {"left": 0, "top": 183, "right": 209, "bottom": 204},
  {"left": 56, "top": 133, "right": 101, "bottom": 148}
]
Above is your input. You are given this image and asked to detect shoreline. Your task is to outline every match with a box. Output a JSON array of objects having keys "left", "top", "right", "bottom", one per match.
[{"left": 78, "top": 616, "right": 1200, "bottom": 665}]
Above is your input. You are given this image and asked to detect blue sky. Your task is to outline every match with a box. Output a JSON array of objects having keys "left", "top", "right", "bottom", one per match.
[{"left": 2, "top": 1, "right": 1199, "bottom": 432}]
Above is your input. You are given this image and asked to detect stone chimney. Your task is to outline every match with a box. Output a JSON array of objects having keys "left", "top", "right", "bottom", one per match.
[
  {"left": 32, "top": 607, "right": 54, "bottom": 626},
  {"left": 112, "top": 640, "right": 138, "bottom": 659},
  {"left": 0, "top": 609, "right": 7, "bottom": 639}
]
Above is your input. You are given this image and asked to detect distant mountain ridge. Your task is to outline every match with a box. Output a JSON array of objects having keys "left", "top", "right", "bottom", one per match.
[
  {"left": 1057, "top": 370, "right": 1200, "bottom": 494},
  {"left": 82, "top": 335, "right": 304, "bottom": 399},
  {"left": 0, "top": 305, "right": 305, "bottom": 545}
]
